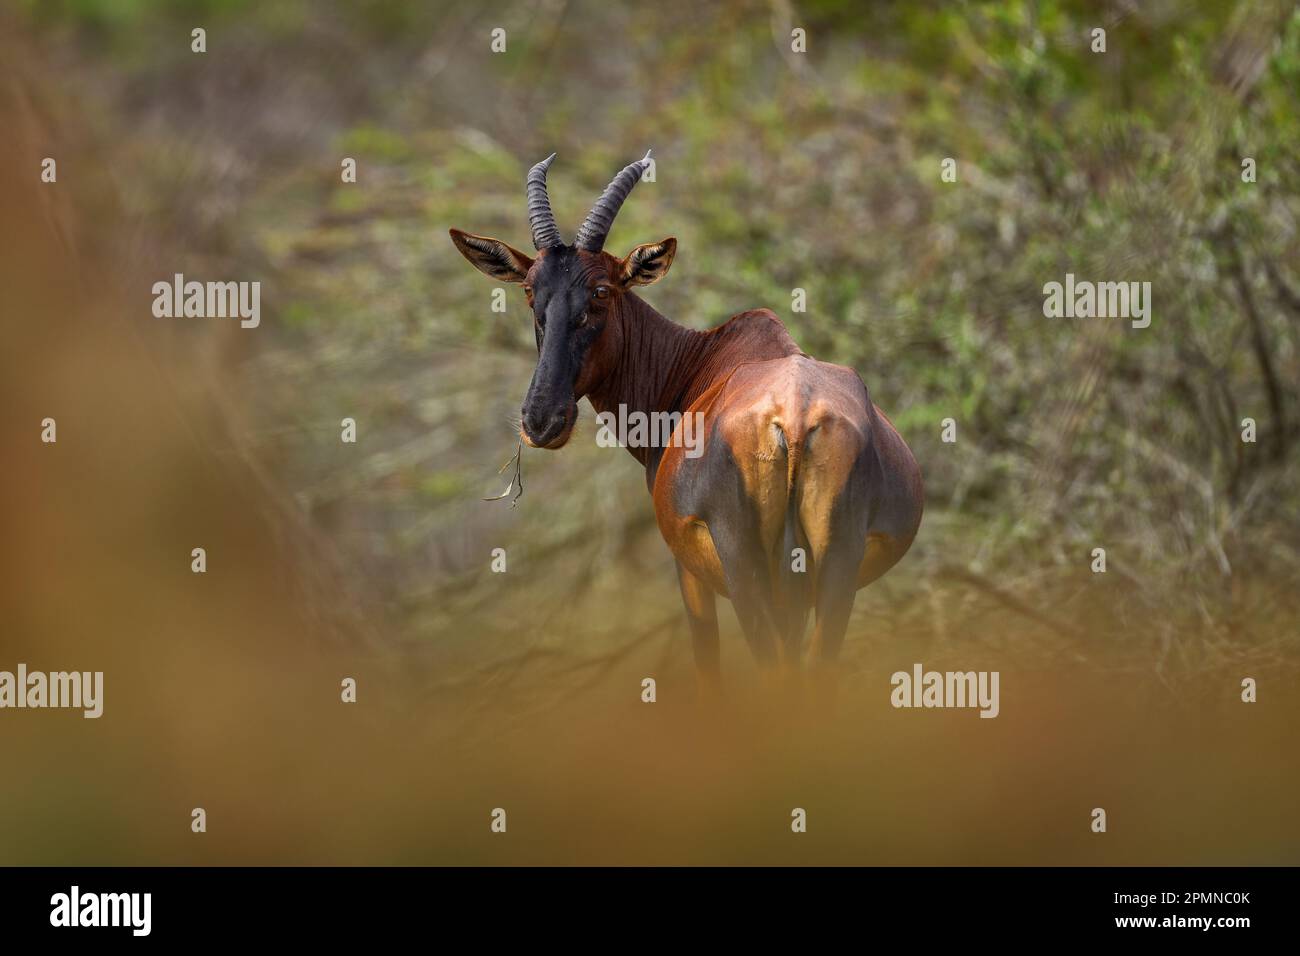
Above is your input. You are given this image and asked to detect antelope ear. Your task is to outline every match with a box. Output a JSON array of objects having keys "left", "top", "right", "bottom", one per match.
[
  {"left": 449, "top": 229, "right": 534, "bottom": 283},
  {"left": 618, "top": 237, "right": 676, "bottom": 287}
]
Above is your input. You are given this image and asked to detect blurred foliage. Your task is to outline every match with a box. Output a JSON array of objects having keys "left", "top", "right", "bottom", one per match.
[{"left": 17, "top": 0, "right": 1300, "bottom": 679}]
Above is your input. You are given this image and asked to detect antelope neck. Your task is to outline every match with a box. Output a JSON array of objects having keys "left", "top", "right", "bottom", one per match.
[
  {"left": 585, "top": 293, "right": 798, "bottom": 469},
  {"left": 588, "top": 296, "right": 706, "bottom": 444}
]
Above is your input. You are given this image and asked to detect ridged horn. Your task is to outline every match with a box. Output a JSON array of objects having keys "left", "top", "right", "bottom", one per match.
[
  {"left": 574, "top": 150, "right": 653, "bottom": 252},
  {"left": 526, "top": 152, "right": 562, "bottom": 250}
]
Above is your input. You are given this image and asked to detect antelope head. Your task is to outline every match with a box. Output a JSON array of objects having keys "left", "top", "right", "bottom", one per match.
[{"left": 450, "top": 152, "right": 676, "bottom": 449}]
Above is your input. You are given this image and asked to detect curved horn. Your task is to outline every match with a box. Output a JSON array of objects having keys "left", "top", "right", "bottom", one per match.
[
  {"left": 574, "top": 149, "right": 652, "bottom": 252},
  {"left": 526, "top": 152, "right": 562, "bottom": 250}
]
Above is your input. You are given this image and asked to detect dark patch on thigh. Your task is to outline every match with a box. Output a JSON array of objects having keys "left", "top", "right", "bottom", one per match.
[{"left": 672, "top": 422, "right": 767, "bottom": 583}]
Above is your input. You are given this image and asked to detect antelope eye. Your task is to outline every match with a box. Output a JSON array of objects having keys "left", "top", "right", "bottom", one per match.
[{"left": 593, "top": 286, "right": 610, "bottom": 299}]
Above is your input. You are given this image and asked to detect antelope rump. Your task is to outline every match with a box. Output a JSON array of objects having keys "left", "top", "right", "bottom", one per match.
[{"left": 450, "top": 152, "right": 924, "bottom": 691}]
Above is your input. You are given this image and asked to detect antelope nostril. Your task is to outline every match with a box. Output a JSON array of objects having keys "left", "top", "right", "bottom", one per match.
[
  {"left": 524, "top": 407, "right": 565, "bottom": 441},
  {"left": 523, "top": 406, "right": 569, "bottom": 445}
]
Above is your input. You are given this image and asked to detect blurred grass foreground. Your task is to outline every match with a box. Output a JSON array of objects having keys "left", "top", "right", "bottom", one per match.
[{"left": 1, "top": 0, "right": 1298, "bottom": 864}]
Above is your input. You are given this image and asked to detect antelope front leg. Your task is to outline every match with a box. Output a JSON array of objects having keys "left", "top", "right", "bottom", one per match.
[{"left": 676, "top": 563, "right": 721, "bottom": 696}]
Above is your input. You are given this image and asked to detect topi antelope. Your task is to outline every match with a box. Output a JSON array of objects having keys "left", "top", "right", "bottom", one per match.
[{"left": 450, "top": 152, "right": 923, "bottom": 692}]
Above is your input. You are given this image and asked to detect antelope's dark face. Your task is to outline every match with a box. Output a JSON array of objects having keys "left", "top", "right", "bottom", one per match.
[{"left": 450, "top": 152, "right": 675, "bottom": 449}]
